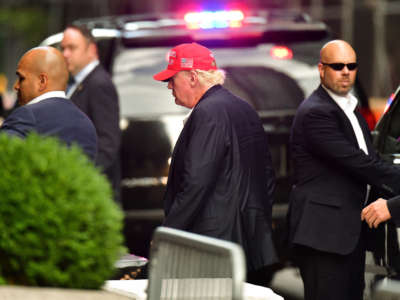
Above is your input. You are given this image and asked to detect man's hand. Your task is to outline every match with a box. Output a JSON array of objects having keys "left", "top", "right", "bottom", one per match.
[{"left": 361, "top": 198, "right": 391, "bottom": 228}]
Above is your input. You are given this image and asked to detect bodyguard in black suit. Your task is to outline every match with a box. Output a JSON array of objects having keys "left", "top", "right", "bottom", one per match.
[
  {"left": 288, "top": 40, "right": 400, "bottom": 300},
  {"left": 0, "top": 46, "right": 97, "bottom": 160},
  {"left": 61, "top": 25, "right": 121, "bottom": 203},
  {"left": 153, "top": 43, "right": 278, "bottom": 285}
]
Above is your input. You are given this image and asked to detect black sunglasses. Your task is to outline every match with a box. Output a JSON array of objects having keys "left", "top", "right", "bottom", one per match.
[{"left": 321, "top": 62, "right": 358, "bottom": 71}]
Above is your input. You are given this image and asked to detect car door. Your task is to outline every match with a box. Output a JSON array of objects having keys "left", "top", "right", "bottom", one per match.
[{"left": 371, "top": 86, "right": 400, "bottom": 276}]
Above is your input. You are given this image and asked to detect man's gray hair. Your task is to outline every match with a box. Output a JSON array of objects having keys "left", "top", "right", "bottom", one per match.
[{"left": 196, "top": 69, "right": 226, "bottom": 86}]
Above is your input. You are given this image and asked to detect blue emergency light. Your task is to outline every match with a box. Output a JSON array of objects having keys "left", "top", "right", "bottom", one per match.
[{"left": 184, "top": 10, "right": 244, "bottom": 30}]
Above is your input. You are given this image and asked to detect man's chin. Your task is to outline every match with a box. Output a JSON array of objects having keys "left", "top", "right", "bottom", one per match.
[
  {"left": 341, "top": 88, "right": 352, "bottom": 95},
  {"left": 332, "top": 86, "right": 352, "bottom": 96}
]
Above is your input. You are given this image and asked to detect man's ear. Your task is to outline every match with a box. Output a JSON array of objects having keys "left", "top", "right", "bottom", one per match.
[
  {"left": 189, "top": 70, "right": 198, "bottom": 87},
  {"left": 318, "top": 63, "right": 324, "bottom": 79},
  {"left": 88, "top": 43, "right": 98, "bottom": 59},
  {"left": 38, "top": 73, "right": 48, "bottom": 92}
]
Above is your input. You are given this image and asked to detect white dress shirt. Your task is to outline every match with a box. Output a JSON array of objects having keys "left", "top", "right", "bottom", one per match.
[
  {"left": 183, "top": 109, "right": 193, "bottom": 125},
  {"left": 28, "top": 91, "right": 66, "bottom": 105},
  {"left": 322, "top": 85, "right": 370, "bottom": 203},
  {"left": 66, "top": 60, "right": 99, "bottom": 98},
  {"left": 322, "top": 85, "right": 368, "bottom": 155}
]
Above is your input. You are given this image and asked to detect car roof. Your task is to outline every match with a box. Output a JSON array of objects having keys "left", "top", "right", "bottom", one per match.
[
  {"left": 40, "top": 9, "right": 330, "bottom": 47},
  {"left": 40, "top": 10, "right": 330, "bottom": 119}
]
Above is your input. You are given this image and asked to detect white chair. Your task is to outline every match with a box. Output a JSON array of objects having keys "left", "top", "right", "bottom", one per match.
[
  {"left": 372, "top": 278, "right": 400, "bottom": 299},
  {"left": 147, "top": 226, "right": 246, "bottom": 300}
]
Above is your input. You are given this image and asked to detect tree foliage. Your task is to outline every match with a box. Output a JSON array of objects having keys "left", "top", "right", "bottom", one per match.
[{"left": 0, "top": 6, "right": 48, "bottom": 46}]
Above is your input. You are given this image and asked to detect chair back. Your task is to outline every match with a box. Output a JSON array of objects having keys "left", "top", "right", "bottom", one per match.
[
  {"left": 147, "top": 227, "right": 246, "bottom": 300},
  {"left": 372, "top": 278, "right": 400, "bottom": 299}
]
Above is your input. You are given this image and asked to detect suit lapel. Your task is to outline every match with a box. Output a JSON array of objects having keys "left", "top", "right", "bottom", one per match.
[
  {"left": 71, "top": 83, "right": 84, "bottom": 98},
  {"left": 355, "top": 110, "right": 374, "bottom": 155},
  {"left": 317, "top": 86, "right": 360, "bottom": 147},
  {"left": 70, "top": 65, "right": 99, "bottom": 99}
]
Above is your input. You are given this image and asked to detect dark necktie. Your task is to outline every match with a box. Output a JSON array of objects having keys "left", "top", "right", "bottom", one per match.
[{"left": 66, "top": 76, "right": 76, "bottom": 94}]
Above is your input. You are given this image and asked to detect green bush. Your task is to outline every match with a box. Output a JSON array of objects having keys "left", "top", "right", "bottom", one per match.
[{"left": 0, "top": 133, "right": 125, "bottom": 289}]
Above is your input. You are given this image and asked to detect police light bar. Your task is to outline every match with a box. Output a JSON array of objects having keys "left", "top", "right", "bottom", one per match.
[
  {"left": 270, "top": 46, "right": 293, "bottom": 60},
  {"left": 184, "top": 10, "right": 244, "bottom": 29},
  {"left": 384, "top": 93, "right": 395, "bottom": 114}
]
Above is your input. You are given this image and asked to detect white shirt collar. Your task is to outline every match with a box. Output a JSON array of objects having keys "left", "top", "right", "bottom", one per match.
[
  {"left": 28, "top": 91, "right": 66, "bottom": 105},
  {"left": 183, "top": 109, "right": 193, "bottom": 125},
  {"left": 322, "top": 84, "right": 358, "bottom": 113},
  {"left": 74, "top": 60, "right": 99, "bottom": 84}
]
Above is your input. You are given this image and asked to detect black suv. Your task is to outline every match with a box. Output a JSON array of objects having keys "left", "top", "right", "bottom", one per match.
[{"left": 41, "top": 9, "right": 374, "bottom": 262}]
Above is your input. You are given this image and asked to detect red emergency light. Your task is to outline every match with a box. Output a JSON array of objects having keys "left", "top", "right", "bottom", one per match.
[
  {"left": 270, "top": 46, "right": 293, "bottom": 60},
  {"left": 184, "top": 10, "right": 244, "bottom": 30}
]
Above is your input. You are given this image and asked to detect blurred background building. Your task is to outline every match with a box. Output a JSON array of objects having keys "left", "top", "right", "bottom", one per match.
[{"left": 1, "top": 0, "right": 400, "bottom": 99}]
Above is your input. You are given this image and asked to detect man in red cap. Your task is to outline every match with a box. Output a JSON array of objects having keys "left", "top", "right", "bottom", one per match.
[{"left": 154, "top": 42, "right": 278, "bottom": 285}]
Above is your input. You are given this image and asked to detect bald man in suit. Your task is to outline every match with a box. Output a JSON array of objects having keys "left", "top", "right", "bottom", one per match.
[
  {"left": 288, "top": 40, "right": 400, "bottom": 300},
  {"left": 0, "top": 46, "right": 97, "bottom": 160}
]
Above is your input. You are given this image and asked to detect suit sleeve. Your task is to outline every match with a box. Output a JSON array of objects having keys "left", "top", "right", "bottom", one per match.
[
  {"left": 0, "top": 106, "right": 35, "bottom": 137},
  {"left": 163, "top": 108, "right": 227, "bottom": 229},
  {"left": 88, "top": 78, "right": 120, "bottom": 171},
  {"left": 303, "top": 107, "right": 400, "bottom": 195},
  {"left": 387, "top": 195, "right": 400, "bottom": 225}
]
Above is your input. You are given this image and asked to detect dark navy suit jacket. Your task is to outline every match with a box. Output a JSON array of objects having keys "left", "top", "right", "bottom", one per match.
[
  {"left": 288, "top": 85, "right": 400, "bottom": 255},
  {"left": 70, "top": 64, "right": 120, "bottom": 201},
  {"left": 0, "top": 97, "right": 97, "bottom": 160},
  {"left": 163, "top": 85, "right": 278, "bottom": 271}
]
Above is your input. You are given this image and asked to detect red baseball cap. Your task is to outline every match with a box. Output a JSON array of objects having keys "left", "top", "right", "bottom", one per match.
[{"left": 153, "top": 42, "right": 218, "bottom": 81}]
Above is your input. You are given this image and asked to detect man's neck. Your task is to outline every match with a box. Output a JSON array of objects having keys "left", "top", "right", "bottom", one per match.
[
  {"left": 27, "top": 91, "right": 67, "bottom": 105},
  {"left": 190, "top": 85, "right": 212, "bottom": 108},
  {"left": 73, "top": 59, "right": 99, "bottom": 80}
]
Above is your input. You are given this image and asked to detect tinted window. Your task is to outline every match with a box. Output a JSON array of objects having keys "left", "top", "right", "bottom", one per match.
[
  {"left": 223, "top": 66, "right": 304, "bottom": 110},
  {"left": 113, "top": 44, "right": 320, "bottom": 119}
]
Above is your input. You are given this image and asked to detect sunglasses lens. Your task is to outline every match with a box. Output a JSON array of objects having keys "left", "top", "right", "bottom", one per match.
[
  {"left": 330, "top": 63, "right": 345, "bottom": 71},
  {"left": 347, "top": 63, "right": 358, "bottom": 70},
  {"left": 325, "top": 63, "right": 358, "bottom": 71}
]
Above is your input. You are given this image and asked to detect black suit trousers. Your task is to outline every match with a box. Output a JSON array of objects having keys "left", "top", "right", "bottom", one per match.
[{"left": 294, "top": 230, "right": 366, "bottom": 300}]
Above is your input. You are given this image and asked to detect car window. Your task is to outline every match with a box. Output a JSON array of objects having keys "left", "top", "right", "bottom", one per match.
[
  {"left": 113, "top": 44, "right": 320, "bottom": 118},
  {"left": 223, "top": 66, "right": 304, "bottom": 110},
  {"left": 112, "top": 47, "right": 190, "bottom": 119}
]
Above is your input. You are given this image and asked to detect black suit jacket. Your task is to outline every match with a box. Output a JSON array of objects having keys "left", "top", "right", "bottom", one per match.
[
  {"left": 163, "top": 85, "right": 278, "bottom": 271},
  {"left": 288, "top": 85, "right": 400, "bottom": 255},
  {"left": 70, "top": 64, "right": 121, "bottom": 201},
  {"left": 0, "top": 97, "right": 97, "bottom": 160}
]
